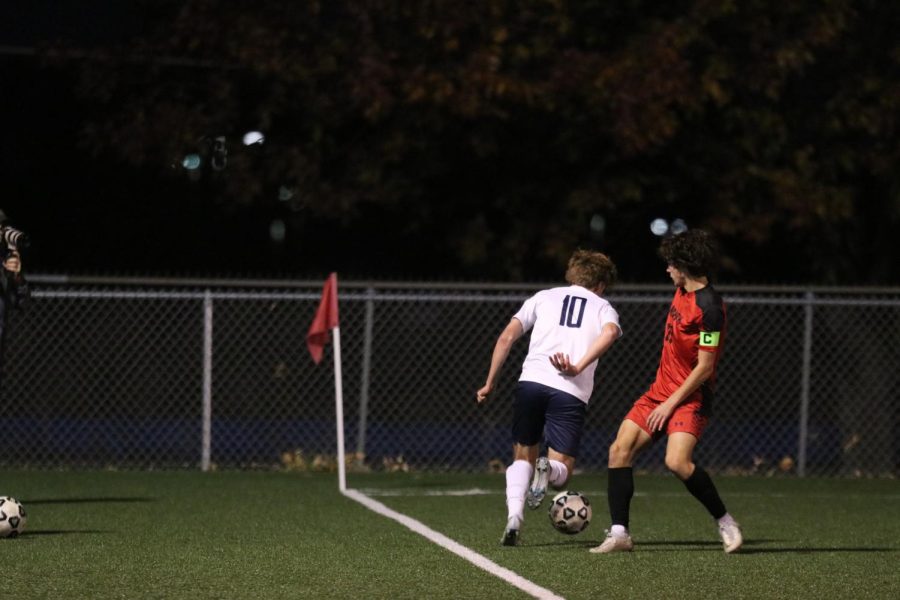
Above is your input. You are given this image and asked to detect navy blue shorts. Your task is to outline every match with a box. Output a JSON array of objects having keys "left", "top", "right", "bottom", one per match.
[{"left": 511, "top": 381, "right": 587, "bottom": 458}]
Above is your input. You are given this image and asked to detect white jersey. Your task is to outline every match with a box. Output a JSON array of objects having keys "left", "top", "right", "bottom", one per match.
[{"left": 513, "top": 285, "right": 622, "bottom": 403}]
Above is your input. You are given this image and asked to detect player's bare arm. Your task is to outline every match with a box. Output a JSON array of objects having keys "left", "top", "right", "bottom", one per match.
[
  {"left": 549, "top": 322, "right": 620, "bottom": 377},
  {"left": 476, "top": 318, "right": 524, "bottom": 404},
  {"left": 647, "top": 349, "right": 717, "bottom": 431}
]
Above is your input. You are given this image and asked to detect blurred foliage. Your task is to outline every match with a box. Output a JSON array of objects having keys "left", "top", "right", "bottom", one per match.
[{"left": 62, "top": 0, "right": 900, "bottom": 282}]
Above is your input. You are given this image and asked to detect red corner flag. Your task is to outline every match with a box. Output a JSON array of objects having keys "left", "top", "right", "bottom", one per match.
[{"left": 307, "top": 273, "right": 339, "bottom": 364}]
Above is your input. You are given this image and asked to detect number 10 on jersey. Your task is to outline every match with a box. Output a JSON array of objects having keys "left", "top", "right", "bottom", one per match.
[{"left": 559, "top": 295, "right": 586, "bottom": 328}]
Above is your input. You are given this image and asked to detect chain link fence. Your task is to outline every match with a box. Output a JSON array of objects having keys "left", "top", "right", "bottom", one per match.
[{"left": 2, "top": 276, "right": 898, "bottom": 477}]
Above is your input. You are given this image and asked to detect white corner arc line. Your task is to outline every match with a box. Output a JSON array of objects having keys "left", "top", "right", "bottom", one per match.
[{"left": 343, "top": 488, "right": 565, "bottom": 600}]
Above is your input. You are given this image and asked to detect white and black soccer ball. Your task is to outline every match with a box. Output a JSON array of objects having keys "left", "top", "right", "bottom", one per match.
[
  {"left": 0, "top": 496, "right": 27, "bottom": 538},
  {"left": 548, "top": 490, "right": 591, "bottom": 535}
]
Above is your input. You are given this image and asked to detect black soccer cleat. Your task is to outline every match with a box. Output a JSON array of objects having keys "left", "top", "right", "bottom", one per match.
[{"left": 500, "top": 517, "right": 521, "bottom": 546}]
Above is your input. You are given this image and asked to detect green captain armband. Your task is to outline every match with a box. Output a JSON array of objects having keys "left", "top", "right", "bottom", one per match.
[{"left": 699, "top": 331, "right": 721, "bottom": 348}]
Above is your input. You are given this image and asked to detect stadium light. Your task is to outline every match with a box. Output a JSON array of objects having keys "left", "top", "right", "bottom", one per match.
[
  {"left": 670, "top": 218, "right": 688, "bottom": 234},
  {"left": 242, "top": 130, "right": 265, "bottom": 146},
  {"left": 278, "top": 185, "right": 294, "bottom": 201},
  {"left": 650, "top": 218, "right": 669, "bottom": 236},
  {"left": 589, "top": 213, "right": 606, "bottom": 246},
  {"left": 269, "top": 219, "right": 286, "bottom": 243},
  {"left": 182, "top": 153, "right": 202, "bottom": 170}
]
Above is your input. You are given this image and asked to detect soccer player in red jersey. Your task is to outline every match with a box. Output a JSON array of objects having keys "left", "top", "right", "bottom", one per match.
[{"left": 589, "top": 229, "right": 742, "bottom": 554}]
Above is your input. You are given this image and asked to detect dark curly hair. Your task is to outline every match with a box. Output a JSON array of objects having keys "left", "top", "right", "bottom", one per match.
[
  {"left": 565, "top": 249, "right": 617, "bottom": 290},
  {"left": 658, "top": 229, "right": 718, "bottom": 278}
]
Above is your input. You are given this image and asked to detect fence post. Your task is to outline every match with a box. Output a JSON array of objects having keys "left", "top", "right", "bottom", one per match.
[
  {"left": 797, "top": 291, "right": 814, "bottom": 477},
  {"left": 356, "top": 287, "right": 375, "bottom": 458},
  {"left": 201, "top": 291, "right": 213, "bottom": 472}
]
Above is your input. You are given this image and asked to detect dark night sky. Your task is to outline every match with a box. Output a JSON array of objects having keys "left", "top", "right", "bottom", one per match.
[
  {"left": 2, "top": 2, "right": 500, "bottom": 281},
  {"left": 2, "top": 2, "right": 319, "bottom": 278},
  {"left": 3, "top": 2, "right": 898, "bottom": 285},
  {"left": 0, "top": 4, "right": 679, "bottom": 283}
]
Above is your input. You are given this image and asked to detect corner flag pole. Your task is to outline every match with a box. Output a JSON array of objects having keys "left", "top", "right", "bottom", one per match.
[{"left": 332, "top": 324, "right": 347, "bottom": 492}]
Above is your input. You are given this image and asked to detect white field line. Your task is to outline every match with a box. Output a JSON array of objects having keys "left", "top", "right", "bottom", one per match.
[
  {"left": 354, "top": 488, "right": 676, "bottom": 498},
  {"left": 358, "top": 488, "right": 647, "bottom": 498},
  {"left": 358, "top": 488, "right": 900, "bottom": 500},
  {"left": 343, "top": 488, "right": 565, "bottom": 600},
  {"left": 359, "top": 487, "right": 497, "bottom": 497}
]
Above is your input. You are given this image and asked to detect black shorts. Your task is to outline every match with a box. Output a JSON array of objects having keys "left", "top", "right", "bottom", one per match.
[{"left": 511, "top": 381, "right": 587, "bottom": 458}]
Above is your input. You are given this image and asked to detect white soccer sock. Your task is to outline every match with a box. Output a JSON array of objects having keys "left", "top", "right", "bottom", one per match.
[
  {"left": 548, "top": 459, "right": 569, "bottom": 487},
  {"left": 717, "top": 513, "right": 736, "bottom": 527},
  {"left": 506, "top": 460, "right": 533, "bottom": 521},
  {"left": 610, "top": 524, "right": 628, "bottom": 537}
]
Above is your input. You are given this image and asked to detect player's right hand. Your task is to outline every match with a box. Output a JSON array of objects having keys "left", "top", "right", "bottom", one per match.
[{"left": 549, "top": 352, "right": 579, "bottom": 376}]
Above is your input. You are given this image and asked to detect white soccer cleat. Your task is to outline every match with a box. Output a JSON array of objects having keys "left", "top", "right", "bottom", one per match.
[
  {"left": 589, "top": 530, "right": 634, "bottom": 554},
  {"left": 719, "top": 519, "right": 743, "bottom": 554},
  {"left": 500, "top": 516, "right": 522, "bottom": 547},
  {"left": 526, "top": 456, "right": 550, "bottom": 509}
]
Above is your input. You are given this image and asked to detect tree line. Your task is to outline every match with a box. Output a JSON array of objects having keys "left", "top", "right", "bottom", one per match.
[{"left": 50, "top": 0, "right": 900, "bottom": 282}]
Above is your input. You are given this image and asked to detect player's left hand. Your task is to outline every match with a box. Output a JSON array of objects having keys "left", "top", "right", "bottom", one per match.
[
  {"left": 647, "top": 402, "right": 675, "bottom": 432},
  {"left": 475, "top": 384, "right": 492, "bottom": 405},
  {"left": 549, "top": 352, "right": 579, "bottom": 376}
]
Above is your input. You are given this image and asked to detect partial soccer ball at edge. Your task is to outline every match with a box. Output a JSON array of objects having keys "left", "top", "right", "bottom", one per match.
[
  {"left": 0, "top": 496, "right": 27, "bottom": 538},
  {"left": 548, "top": 490, "right": 591, "bottom": 535}
]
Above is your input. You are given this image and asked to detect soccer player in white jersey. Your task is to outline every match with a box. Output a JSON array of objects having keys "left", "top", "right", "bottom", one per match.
[{"left": 476, "top": 250, "right": 622, "bottom": 546}]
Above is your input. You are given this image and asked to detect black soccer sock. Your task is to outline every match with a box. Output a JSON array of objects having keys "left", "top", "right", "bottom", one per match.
[
  {"left": 607, "top": 467, "right": 634, "bottom": 528},
  {"left": 683, "top": 465, "right": 727, "bottom": 520}
]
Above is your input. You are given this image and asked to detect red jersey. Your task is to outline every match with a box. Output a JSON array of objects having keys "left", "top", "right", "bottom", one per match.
[{"left": 646, "top": 285, "right": 726, "bottom": 414}]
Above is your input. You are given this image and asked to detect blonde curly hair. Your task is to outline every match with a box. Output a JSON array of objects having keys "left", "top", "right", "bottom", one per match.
[{"left": 565, "top": 249, "right": 617, "bottom": 291}]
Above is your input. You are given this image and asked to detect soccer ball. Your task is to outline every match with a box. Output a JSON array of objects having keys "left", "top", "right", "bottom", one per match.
[
  {"left": 0, "top": 496, "right": 27, "bottom": 538},
  {"left": 548, "top": 490, "right": 591, "bottom": 534}
]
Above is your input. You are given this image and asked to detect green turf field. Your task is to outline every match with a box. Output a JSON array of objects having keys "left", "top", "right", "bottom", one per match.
[{"left": 1, "top": 470, "right": 898, "bottom": 599}]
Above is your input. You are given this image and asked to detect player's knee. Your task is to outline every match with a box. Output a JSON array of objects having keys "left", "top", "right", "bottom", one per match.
[
  {"left": 608, "top": 441, "right": 631, "bottom": 467},
  {"left": 664, "top": 455, "right": 692, "bottom": 479}
]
